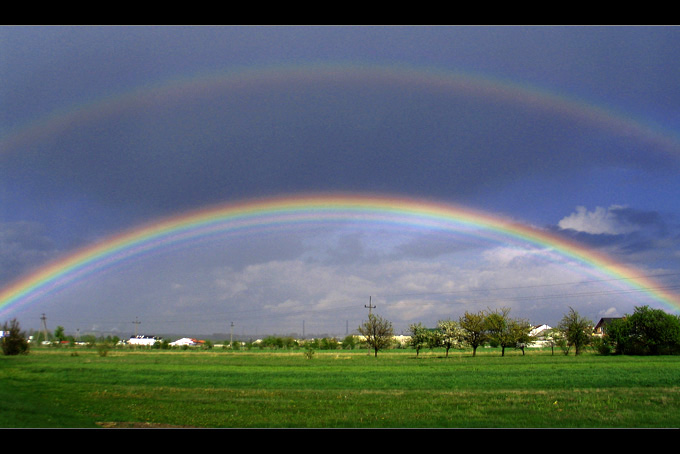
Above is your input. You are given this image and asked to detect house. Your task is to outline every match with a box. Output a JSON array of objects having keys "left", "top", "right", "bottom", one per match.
[
  {"left": 528, "top": 324, "right": 552, "bottom": 347},
  {"left": 530, "top": 324, "right": 551, "bottom": 338},
  {"left": 169, "top": 337, "right": 203, "bottom": 347},
  {"left": 594, "top": 318, "right": 623, "bottom": 336},
  {"left": 128, "top": 335, "right": 161, "bottom": 346}
]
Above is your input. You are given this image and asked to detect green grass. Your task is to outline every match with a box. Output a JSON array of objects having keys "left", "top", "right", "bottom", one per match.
[{"left": 1, "top": 347, "right": 679, "bottom": 428}]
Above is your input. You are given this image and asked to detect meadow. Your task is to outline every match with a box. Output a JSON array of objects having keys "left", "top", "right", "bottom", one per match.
[{"left": 1, "top": 347, "right": 679, "bottom": 428}]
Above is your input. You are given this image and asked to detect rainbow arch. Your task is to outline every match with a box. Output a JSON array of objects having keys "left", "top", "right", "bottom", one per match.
[
  {"left": 2, "top": 62, "right": 680, "bottom": 157},
  {"left": 1, "top": 193, "right": 679, "bottom": 318}
]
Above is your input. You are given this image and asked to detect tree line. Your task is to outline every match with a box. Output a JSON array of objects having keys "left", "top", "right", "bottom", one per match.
[
  {"left": 3, "top": 305, "right": 679, "bottom": 357},
  {"left": 358, "top": 305, "right": 680, "bottom": 357}
]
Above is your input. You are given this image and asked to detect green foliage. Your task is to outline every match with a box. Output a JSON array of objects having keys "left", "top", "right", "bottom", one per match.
[
  {"left": 96, "top": 342, "right": 112, "bottom": 357},
  {"left": 53, "top": 326, "right": 66, "bottom": 343},
  {"left": 557, "top": 307, "right": 593, "bottom": 355},
  {"left": 1, "top": 319, "right": 30, "bottom": 356},
  {"left": 604, "top": 306, "right": 680, "bottom": 355},
  {"left": 408, "top": 322, "right": 430, "bottom": 356},
  {"left": 509, "top": 318, "right": 535, "bottom": 355},
  {"left": 341, "top": 335, "right": 357, "bottom": 350},
  {"left": 484, "top": 307, "right": 513, "bottom": 355},
  {"left": 458, "top": 310, "right": 488, "bottom": 356},
  {"left": 357, "top": 313, "right": 393, "bottom": 357},
  {"left": 261, "top": 335, "right": 299, "bottom": 349}
]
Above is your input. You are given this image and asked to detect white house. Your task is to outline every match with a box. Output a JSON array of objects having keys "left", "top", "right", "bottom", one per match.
[
  {"left": 169, "top": 337, "right": 200, "bottom": 347},
  {"left": 528, "top": 324, "right": 552, "bottom": 347},
  {"left": 128, "top": 335, "right": 160, "bottom": 346},
  {"left": 530, "top": 324, "right": 551, "bottom": 337}
]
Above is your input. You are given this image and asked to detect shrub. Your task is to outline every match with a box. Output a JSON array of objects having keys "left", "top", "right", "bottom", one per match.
[{"left": 1, "top": 319, "right": 30, "bottom": 356}]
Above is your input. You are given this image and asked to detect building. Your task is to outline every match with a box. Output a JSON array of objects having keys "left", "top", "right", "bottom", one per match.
[
  {"left": 594, "top": 318, "right": 623, "bottom": 336},
  {"left": 530, "top": 324, "right": 551, "bottom": 337},
  {"left": 528, "top": 324, "right": 552, "bottom": 347},
  {"left": 128, "top": 335, "right": 161, "bottom": 346},
  {"left": 169, "top": 337, "right": 204, "bottom": 347}
]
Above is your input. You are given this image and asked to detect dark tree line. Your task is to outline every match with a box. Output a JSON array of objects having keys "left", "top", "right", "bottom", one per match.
[{"left": 595, "top": 305, "right": 680, "bottom": 355}]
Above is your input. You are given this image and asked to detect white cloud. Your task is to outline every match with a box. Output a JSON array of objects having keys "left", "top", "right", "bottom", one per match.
[
  {"left": 14, "top": 223, "right": 665, "bottom": 336},
  {"left": 599, "top": 306, "right": 620, "bottom": 318},
  {"left": 558, "top": 205, "right": 639, "bottom": 235}
]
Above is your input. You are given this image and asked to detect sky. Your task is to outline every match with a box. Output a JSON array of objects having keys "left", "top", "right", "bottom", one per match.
[{"left": 1, "top": 26, "right": 679, "bottom": 339}]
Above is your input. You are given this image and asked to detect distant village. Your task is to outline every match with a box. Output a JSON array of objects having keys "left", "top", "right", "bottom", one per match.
[
  {"left": 93, "top": 322, "right": 563, "bottom": 349},
  {"left": 10, "top": 317, "right": 623, "bottom": 351}
]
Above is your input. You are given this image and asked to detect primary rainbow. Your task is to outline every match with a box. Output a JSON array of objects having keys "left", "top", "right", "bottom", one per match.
[
  {"left": 2, "top": 63, "right": 680, "bottom": 317},
  {"left": 1, "top": 193, "right": 679, "bottom": 318}
]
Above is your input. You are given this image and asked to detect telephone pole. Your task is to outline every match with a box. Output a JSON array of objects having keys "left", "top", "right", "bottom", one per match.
[
  {"left": 363, "top": 297, "right": 376, "bottom": 356},
  {"left": 364, "top": 296, "right": 376, "bottom": 316},
  {"left": 132, "top": 317, "right": 141, "bottom": 337},
  {"left": 40, "top": 313, "right": 49, "bottom": 342},
  {"left": 230, "top": 321, "right": 234, "bottom": 348}
]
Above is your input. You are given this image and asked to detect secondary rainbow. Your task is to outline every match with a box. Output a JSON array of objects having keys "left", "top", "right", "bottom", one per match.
[
  {"left": 2, "top": 62, "right": 680, "bottom": 157},
  {"left": 1, "top": 193, "right": 679, "bottom": 318}
]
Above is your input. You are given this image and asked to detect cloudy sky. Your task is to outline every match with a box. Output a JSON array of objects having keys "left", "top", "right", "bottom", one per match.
[{"left": 1, "top": 26, "right": 679, "bottom": 338}]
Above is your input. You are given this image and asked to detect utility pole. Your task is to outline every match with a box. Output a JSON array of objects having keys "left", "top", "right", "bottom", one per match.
[
  {"left": 132, "top": 317, "right": 141, "bottom": 337},
  {"left": 363, "top": 297, "right": 376, "bottom": 356},
  {"left": 40, "top": 313, "right": 49, "bottom": 343},
  {"left": 230, "top": 321, "right": 234, "bottom": 348},
  {"left": 365, "top": 296, "right": 376, "bottom": 316}
]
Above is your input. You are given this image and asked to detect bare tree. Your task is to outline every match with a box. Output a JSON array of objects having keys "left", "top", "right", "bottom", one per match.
[{"left": 358, "top": 313, "right": 393, "bottom": 357}]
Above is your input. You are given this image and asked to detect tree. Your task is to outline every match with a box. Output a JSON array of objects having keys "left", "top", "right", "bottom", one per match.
[
  {"left": 543, "top": 328, "right": 560, "bottom": 355},
  {"left": 54, "top": 326, "right": 66, "bottom": 343},
  {"left": 437, "top": 319, "right": 464, "bottom": 357},
  {"left": 459, "top": 310, "right": 488, "bottom": 356},
  {"left": 357, "top": 313, "right": 393, "bottom": 357},
  {"left": 509, "top": 318, "right": 535, "bottom": 355},
  {"left": 557, "top": 307, "right": 593, "bottom": 355},
  {"left": 341, "top": 335, "right": 357, "bottom": 350},
  {"left": 1, "top": 319, "right": 30, "bottom": 356},
  {"left": 484, "top": 307, "right": 514, "bottom": 356},
  {"left": 606, "top": 306, "right": 680, "bottom": 355},
  {"left": 483, "top": 308, "right": 535, "bottom": 356},
  {"left": 408, "top": 322, "right": 430, "bottom": 356}
]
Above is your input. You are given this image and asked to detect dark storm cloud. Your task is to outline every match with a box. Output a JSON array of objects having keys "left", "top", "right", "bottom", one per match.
[
  {"left": 6, "top": 74, "right": 674, "bottom": 237},
  {"left": 0, "top": 221, "right": 58, "bottom": 282}
]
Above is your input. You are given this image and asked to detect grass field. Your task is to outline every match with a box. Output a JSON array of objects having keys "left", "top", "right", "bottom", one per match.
[{"left": 1, "top": 347, "right": 679, "bottom": 428}]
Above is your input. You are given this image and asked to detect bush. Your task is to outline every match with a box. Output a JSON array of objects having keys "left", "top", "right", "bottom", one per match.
[
  {"left": 97, "top": 342, "right": 112, "bottom": 357},
  {"left": 605, "top": 306, "right": 680, "bottom": 355},
  {"left": 1, "top": 319, "right": 30, "bottom": 356}
]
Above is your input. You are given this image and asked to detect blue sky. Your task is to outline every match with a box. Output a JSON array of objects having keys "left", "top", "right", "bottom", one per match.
[{"left": 1, "top": 26, "right": 679, "bottom": 338}]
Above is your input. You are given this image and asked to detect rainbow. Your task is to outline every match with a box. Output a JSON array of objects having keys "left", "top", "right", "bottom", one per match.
[
  {"left": 2, "top": 62, "right": 680, "bottom": 156},
  {"left": 1, "top": 193, "right": 679, "bottom": 318}
]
